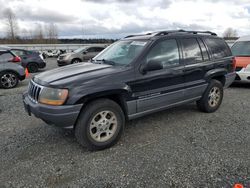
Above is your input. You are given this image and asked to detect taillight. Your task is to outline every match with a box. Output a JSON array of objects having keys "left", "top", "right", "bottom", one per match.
[
  {"left": 232, "top": 57, "right": 236, "bottom": 71},
  {"left": 12, "top": 56, "right": 21, "bottom": 63}
]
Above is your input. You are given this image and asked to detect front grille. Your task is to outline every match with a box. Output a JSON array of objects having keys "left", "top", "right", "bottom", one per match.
[
  {"left": 59, "top": 56, "right": 64, "bottom": 60},
  {"left": 28, "top": 80, "right": 43, "bottom": 102},
  {"left": 235, "top": 67, "right": 243, "bottom": 72}
]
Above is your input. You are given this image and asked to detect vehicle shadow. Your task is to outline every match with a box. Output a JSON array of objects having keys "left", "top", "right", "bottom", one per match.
[{"left": 230, "top": 82, "right": 250, "bottom": 89}]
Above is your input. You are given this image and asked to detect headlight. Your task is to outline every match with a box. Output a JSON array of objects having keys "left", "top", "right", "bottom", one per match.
[{"left": 38, "top": 87, "right": 68, "bottom": 106}]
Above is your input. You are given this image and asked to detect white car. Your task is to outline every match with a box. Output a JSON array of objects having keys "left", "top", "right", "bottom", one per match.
[
  {"left": 231, "top": 36, "right": 250, "bottom": 82},
  {"left": 45, "top": 50, "right": 60, "bottom": 58}
]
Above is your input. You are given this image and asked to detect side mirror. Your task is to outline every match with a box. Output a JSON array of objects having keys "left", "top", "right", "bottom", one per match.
[
  {"left": 83, "top": 51, "right": 88, "bottom": 54},
  {"left": 142, "top": 59, "right": 163, "bottom": 73}
]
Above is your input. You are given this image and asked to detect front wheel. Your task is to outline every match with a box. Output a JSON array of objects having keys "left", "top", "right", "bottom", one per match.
[
  {"left": 75, "top": 99, "right": 125, "bottom": 151},
  {"left": 196, "top": 79, "right": 223, "bottom": 113},
  {"left": 71, "top": 59, "right": 81, "bottom": 64}
]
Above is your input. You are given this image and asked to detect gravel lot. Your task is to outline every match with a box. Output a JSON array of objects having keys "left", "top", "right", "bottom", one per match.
[{"left": 0, "top": 59, "right": 250, "bottom": 187}]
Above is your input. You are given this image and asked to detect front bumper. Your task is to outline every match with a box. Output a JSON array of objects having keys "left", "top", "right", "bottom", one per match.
[
  {"left": 224, "top": 72, "right": 236, "bottom": 88},
  {"left": 23, "top": 92, "right": 83, "bottom": 128}
]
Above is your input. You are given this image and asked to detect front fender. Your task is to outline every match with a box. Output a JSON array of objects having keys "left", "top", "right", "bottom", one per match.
[{"left": 66, "top": 82, "right": 131, "bottom": 105}]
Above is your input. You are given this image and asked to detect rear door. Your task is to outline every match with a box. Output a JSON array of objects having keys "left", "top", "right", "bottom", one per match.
[
  {"left": 131, "top": 39, "right": 185, "bottom": 113},
  {"left": 179, "top": 37, "right": 210, "bottom": 99}
]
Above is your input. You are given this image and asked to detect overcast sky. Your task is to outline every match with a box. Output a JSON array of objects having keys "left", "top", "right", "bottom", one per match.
[{"left": 0, "top": 0, "right": 250, "bottom": 38}]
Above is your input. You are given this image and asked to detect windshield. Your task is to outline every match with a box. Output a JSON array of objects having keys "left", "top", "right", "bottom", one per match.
[
  {"left": 93, "top": 40, "right": 147, "bottom": 65},
  {"left": 231, "top": 41, "right": 250, "bottom": 56},
  {"left": 74, "top": 47, "right": 88, "bottom": 53}
]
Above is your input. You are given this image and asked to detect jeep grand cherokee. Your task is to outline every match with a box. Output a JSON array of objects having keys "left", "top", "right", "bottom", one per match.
[{"left": 23, "top": 30, "right": 236, "bottom": 150}]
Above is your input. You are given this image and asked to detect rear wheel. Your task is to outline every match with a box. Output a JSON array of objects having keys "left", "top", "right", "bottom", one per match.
[
  {"left": 196, "top": 79, "right": 223, "bottom": 113},
  {"left": 75, "top": 99, "right": 125, "bottom": 151},
  {"left": 0, "top": 71, "right": 19, "bottom": 89},
  {"left": 27, "top": 63, "right": 38, "bottom": 73}
]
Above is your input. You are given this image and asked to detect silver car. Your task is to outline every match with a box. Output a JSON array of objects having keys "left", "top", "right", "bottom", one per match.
[
  {"left": 0, "top": 49, "right": 26, "bottom": 89},
  {"left": 57, "top": 46, "right": 105, "bottom": 66}
]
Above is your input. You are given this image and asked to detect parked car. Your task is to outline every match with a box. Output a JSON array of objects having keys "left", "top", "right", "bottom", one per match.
[
  {"left": 0, "top": 48, "right": 26, "bottom": 89},
  {"left": 44, "top": 50, "right": 61, "bottom": 58},
  {"left": 57, "top": 46, "right": 105, "bottom": 66},
  {"left": 231, "top": 36, "right": 250, "bottom": 82},
  {"left": 23, "top": 30, "right": 236, "bottom": 150},
  {"left": 10, "top": 48, "right": 46, "bottom": 73}
]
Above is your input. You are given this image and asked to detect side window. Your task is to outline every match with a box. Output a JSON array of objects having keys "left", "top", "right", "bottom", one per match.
[
  {"left": 204, "top": 38, "right": 231, "bottom": 59},
  {"left": 146, "top": 39, "right": 180, "bottom": 68},
  {"left": 198, "top": 38, "right": 209, "bottom": 61},
  {"left": 12, "top": 50, "right": 24, "bottom": 56},
  {"left": 87, "top": 48, "right": 96, "bottom": 53},
  {"left": 95, "top": 47, "right": 104, "bottom": 52},
  {"left": 181, "top": 38, "right": 203, "bottom": 63},
  {"left": 0, "top": 52, "right": 13, "bottom": 62}
]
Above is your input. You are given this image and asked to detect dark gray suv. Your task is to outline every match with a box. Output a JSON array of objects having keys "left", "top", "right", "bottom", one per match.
[
  {"left": 23, "top": 30, "right": 236, "bottom": 150},
  {"left": 10, "top": 49, "right": 46, "bottom": 73}
]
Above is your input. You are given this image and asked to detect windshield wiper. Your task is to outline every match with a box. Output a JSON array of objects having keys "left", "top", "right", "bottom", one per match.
[{"left": 93, "top": 59, "right": 116, "bottom": 65}]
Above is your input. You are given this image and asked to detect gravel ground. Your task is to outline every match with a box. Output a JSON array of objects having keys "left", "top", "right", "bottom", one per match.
[{"left": 0, "top": 59, "right": 250, "bottom": 187}]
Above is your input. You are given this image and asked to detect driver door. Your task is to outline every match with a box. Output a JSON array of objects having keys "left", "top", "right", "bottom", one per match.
[{"left": 131, "top": 39, "right": 185, "bottom": 113}]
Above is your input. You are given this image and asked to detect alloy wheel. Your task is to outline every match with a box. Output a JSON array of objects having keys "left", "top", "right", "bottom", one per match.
[{"left": 89, "top": 110, "right": 118, "bottom": 142}]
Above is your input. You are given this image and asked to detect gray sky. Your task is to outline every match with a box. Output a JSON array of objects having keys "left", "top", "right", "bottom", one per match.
[{"left": 0, "top": 0, "right": 250, "bottom": 38}]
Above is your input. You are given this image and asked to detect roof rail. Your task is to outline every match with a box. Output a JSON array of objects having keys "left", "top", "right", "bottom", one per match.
[
  {"left": 154, "top": 29, "right": 186, "bottom": 36},
  {"left": 124, "top": 33, "right": 152, "bottom": 38},
  {"left": 155, "top": 30, "right": 217, "bottom": 36},
  {"left": 185, "top": 30, "right": 217, "bottom": 36},
  {"left": 125, "top": 30, "right": 217, "bottom": 39}
]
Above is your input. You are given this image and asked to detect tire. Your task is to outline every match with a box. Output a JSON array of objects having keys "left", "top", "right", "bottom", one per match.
[
  {"left": 0, "top": 71, "right": 19, "bottom": 89},
  {"left": 71, "top": 59, "right": 81, "bottom": 64},
  {"left": 27, "top": 63, "right": 39, "bottom": 73},
  {"left": 196, "top": 79, "right": 223, "bottom": 113},
  {"left": 75, "top": 99, "right": 125, "bottom": 151}
]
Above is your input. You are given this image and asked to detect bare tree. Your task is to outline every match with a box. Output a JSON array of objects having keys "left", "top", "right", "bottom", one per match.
[
  {"left": 33, "top": 23, "right": 45, "bottom": 43},
  {"left": 45, "top": 23, "right": 58, "bottom": 44},
  {"left": 223, "top": 28, "right": 238, "bottom": 38},
  {"left": 4, "top": 8, "right": 19, "bottom": 41}
]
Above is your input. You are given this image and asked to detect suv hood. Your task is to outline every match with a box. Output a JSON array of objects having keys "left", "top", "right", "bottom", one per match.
[{"left": 34, "top": 63, "right": 115, "bottom": 86}]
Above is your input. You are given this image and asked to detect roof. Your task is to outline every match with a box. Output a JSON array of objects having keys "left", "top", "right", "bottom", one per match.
[
  {"left": 0, "top": 46, "right": 10, "bottom": 50},
  {"left": 235, "top": 35, "right": 250, "bottom": 42}
]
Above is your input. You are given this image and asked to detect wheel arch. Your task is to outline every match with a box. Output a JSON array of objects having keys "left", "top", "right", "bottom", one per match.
[
  {"left": 0, "top": 69, "right": 21, "bottom": 78},
  {"left": 74, "top": 89, "right": 130, "bottom": 122},
  {"left": 205, "top": 68, "right": 227, "bottom": 86},
  {"left": 71, "top": 58, "right": 82, "bottom": 64}
]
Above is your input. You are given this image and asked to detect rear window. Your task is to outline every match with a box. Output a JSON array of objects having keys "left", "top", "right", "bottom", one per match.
[
  {"left": 0, "top": 52, "right": 14, "bottom": 62},
  {"left": 231, "top": 41, "right": 250, "bottom": 56},
  {"left": 204, "top": 38, "right": 231, "bottom": 59}
]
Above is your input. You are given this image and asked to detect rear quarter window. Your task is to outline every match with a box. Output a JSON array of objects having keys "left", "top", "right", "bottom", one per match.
[{"left": 204, "top": 38, "right": 232, "bottom": 59}]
